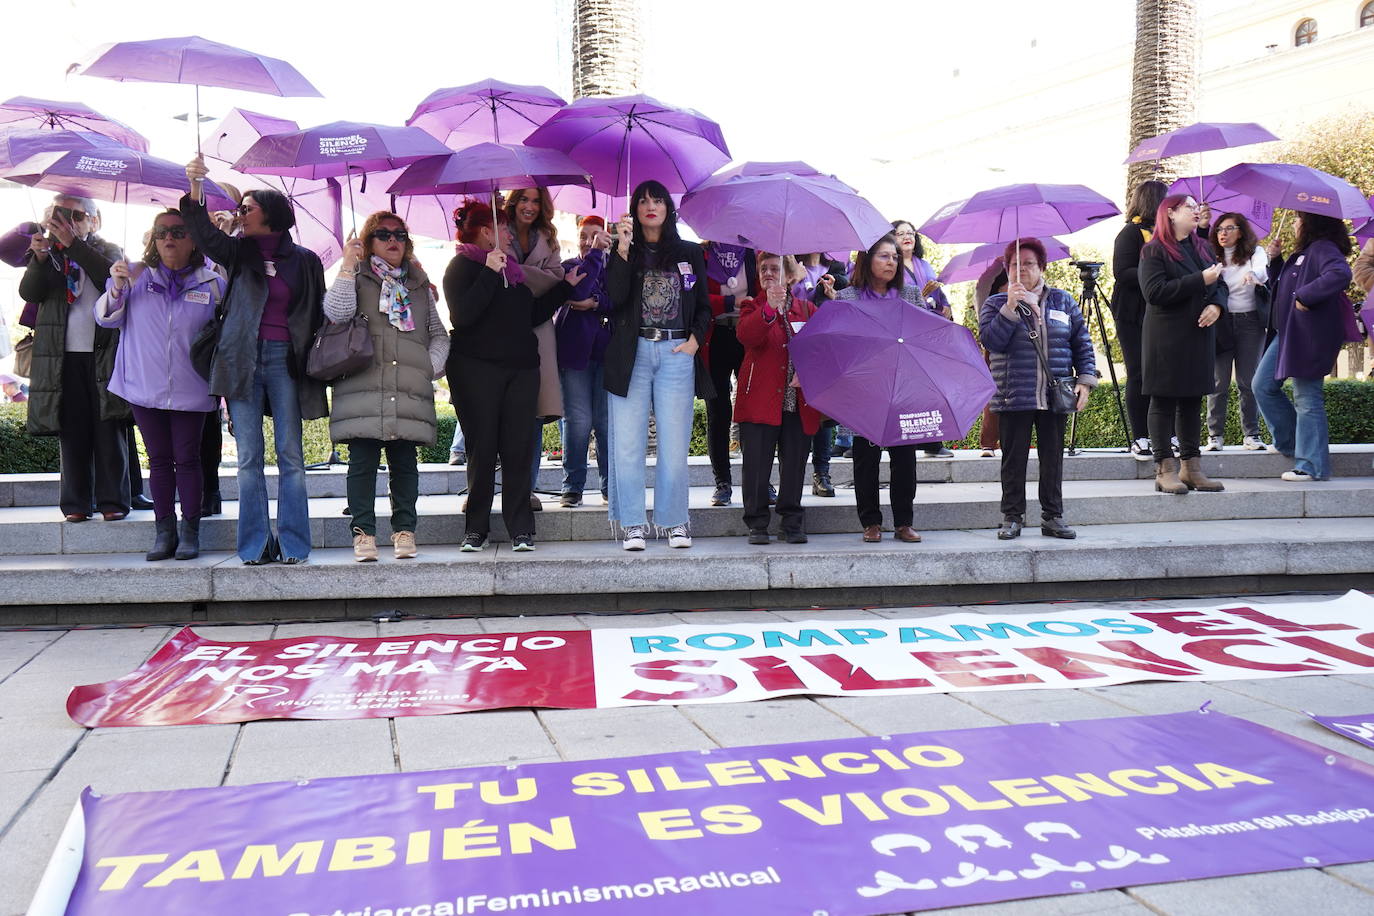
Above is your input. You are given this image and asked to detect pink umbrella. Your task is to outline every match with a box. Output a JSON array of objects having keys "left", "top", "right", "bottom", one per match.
[{"left": 0, "top": 97, "right": 149, "bottom": 152}]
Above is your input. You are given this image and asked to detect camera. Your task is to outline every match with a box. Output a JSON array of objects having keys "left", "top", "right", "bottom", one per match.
[{"left": 1070, "top": 259, "right": 1103, "bottom": 281}]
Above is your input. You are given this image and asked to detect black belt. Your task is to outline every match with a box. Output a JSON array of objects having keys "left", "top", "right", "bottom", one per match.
[{"left": 639, "top": 327, "right": 689, "bottom": 341}]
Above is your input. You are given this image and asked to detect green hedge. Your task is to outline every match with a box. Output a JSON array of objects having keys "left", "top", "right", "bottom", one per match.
[{"left": 2, "top": 385, "right": 1370, "bottom": 473}]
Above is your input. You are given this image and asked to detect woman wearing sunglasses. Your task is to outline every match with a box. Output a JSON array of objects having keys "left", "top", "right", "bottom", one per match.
[
  {"left": 184, "top": 156, "right": 327, "bottom": 565},
  {"left": 95, "top": 210, "right": 225, "bottom": 560},
  {"left": 326, "top": 212, "right": 449, "bottom": 561}
]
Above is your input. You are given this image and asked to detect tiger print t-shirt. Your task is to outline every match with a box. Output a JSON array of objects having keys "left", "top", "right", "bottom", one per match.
[{"left": 640, "top": 268, "right": 684, "bottom": 330}]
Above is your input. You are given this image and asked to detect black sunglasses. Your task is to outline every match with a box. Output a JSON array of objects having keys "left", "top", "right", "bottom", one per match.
[
  {"left": 236, "top": 203, "right": 257, "bottom": 215},
  {"left": 52, "top": 206, "right": 89, "bottom": 223},
  {"left": 152, "top": 226, "right": 190, "bottom": 240},
  {"left": 371, "top": 228, "right": 409, "bottom": 242}
]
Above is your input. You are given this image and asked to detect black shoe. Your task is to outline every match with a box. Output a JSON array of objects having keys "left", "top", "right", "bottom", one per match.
[
  {"left": 131, "top": 494, "right": 155, "bottom": 511},
  {"left": 512, "top": 533, "right": 535, "bottom": 552},
  {"left": 710, "top": 482, "right": 731, "bottom": 506},
  {"left": 146, "top": 517, "right": 178, "bottom": 561},
  {"left": 812, "top": 473, "right": 836, "bottom": 497},
  {"left": 923, "top": 447, "right": 954, "bottom": 458},
  {"left": 174, "top": 518, "right": 200, "bottom": 560},
  {"left": 767, "top": 485, "right": 777, "bottom": 505},
  {"left": 201, "top": 491, "right": 221, "bottom": 517},
  {"left": 783, "top": 529, "right": 809, "bottom": 544},
  {"left": 1040, "top": 518, "right": 1077, "bottom": 539},
  {"left": 747, "top": 529, "right": 770, "bottom": 545},
  {"left": 996, "top": 517, "right": 1023, "bottom": 540},
  {"left": 560, "top": 492, "right": 582, "bottom": 508},
  {"left": 461, "top": 532, "right": 488, "bottom": 552},
  {"left": 841, "top": 448, "right": 853, "bottom": 459}
]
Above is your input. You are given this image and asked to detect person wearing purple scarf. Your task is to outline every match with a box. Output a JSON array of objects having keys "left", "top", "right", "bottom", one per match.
[
  {"left": 555, "top": 216, "right": 614, "bottom": 507},
  {"left": 96, "top": 210, "right": 223, "bottom": 560}
]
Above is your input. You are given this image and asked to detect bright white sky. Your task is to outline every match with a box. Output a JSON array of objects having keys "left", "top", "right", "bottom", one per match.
[{"left": 0, "top": 0, "right": 1254, "bottom": 308}]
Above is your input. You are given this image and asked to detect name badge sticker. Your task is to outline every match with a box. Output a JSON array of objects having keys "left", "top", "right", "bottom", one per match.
[
  {"left": 678, "top": 261, "right": 696, "bottom": 291},
  {"left": 185, "top": 290, "right": 212, "bottom": 305},
  {"left": 1047, "top": 309, "right": 1070, "bottom": 325}
]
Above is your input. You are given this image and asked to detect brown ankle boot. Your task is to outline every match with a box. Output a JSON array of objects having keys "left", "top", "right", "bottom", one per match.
[
  {"left": 1179, "top": 456, "right": 1224, "bottom": 491},
  {"left": 1155, "top": 458, "right": 1188, "bottom": 495}
]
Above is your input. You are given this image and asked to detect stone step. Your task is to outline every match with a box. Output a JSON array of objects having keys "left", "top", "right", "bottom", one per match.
[
  {"left": 3, "top": 445, "right": 1371, "bottom": 508},
  {"left": 2, "top": 517, "right": 1370, "bottom": 620},
  {"left": 2, "top": 477, "right": 1370, "bottom": 556}
]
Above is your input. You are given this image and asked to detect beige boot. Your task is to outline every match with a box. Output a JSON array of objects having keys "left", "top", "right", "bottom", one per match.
[
  {"left": 352, "top": 527, "right": 378, "bottom": 562},
  {"left": 1179, "top": 456, "right": 1225, "bottom": 492},
  {"left": 1154, "top": 458, "right": 1188, "bottom": 495},
  {"left": 392, "top": 530, "right": 417, "bottom": 559}
]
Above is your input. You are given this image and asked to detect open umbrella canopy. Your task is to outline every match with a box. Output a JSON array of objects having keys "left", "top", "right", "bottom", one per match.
[
  {"left": 1, "top": 139, "right": 235, "bottom": 211},
  {"left": 937, "top": 237, "right": 1070, "bottom": 284},
  {"left": 1214, "top": 162, "right": 1374, "bottom": 221},
  {"left": 351, "top": 165, "right": 459, "bottom": 241},
  {"left": 0, "top": 97, "right": 148, "bottom": 153},
  {"left": 526, "top": 93, "right": 730, "bottom": 208},
  {"left": 1167, "top": 174, "right": 1275, "bottom": 236},
  {"left": 73, "top": 35, "right": 321, "bottom": 97},
  {"left": 231, "top": 121, "right": 452, "bottom": 180},
  {"left": 407, "top": 79, "right": 567, "bottom": 148},
  {"left": 0, "top": 128, "right": 114, "bottom": 172},
  {"left": 691, "top": 160, "right": 849, "bottom": 190},
  {"left": 1124, "top": 121, "right": 1279, "bottom": 164},
  {"left": 387, "top": 142, "right": 591, "bottom": 197},
  {"left": 789, "top": 297, "right": 995, "bottom": 447},
  {"left": 920, "top": 183, "right": 1120, "bottom": 244},
  {"left": 679, "top": 170, "right": 888, "bottom": 255},
  {"left": 1355, "top": 196, "right": 1374, "bottom": 245}
]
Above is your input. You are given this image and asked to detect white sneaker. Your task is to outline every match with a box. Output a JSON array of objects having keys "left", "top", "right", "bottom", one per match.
[
  {"left": 1242, "top": 436, "right": 1264, "bottom": 451},
  {"left": 1281, "top": 469, "right": 1314, "bottom": 482},
  {"left": 622, "top": 525, "right": 646, "bottom": 551},
  {"left": 667, "top": 525, "right": 693, "bottom": 548},
  {"left": 1265, "top": 443, "right": 1282, "bottom": 455},
  {"left": 1130, "top": 438, "right": 1152, "bottom": 462},
  {"left": 1203, "top": 437, "right": 1223, "bottom": 452}
]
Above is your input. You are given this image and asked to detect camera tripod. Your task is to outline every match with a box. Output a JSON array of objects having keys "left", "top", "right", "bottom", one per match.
[{"left": 1066, "top": 261, "right": 1132, "bottom": 455}]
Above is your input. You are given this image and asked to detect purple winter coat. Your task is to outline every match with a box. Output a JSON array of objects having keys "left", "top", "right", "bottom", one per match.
[
  {"left": 554, "top": 248, "right": 612, "bottom": 371},
  {"left": 94, "top": 263, "right": 223, "bottom": 411},
  {"left": 1270, "top": 239, "right": 1353, "bottom": 380}
]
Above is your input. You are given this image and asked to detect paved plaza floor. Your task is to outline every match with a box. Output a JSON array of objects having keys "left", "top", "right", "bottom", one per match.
[{"left": 3, "top": 593, "right": 1374, "bottom": 915}]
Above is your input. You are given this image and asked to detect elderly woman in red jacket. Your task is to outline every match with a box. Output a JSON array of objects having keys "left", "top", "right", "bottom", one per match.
[{"left": 734, "top": 251, "right": 822, "bottom": 544}]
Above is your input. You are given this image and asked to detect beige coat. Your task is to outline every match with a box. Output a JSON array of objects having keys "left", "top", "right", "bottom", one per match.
[{"left": 514, "top": 229, "right": 565, "bottom": 419}]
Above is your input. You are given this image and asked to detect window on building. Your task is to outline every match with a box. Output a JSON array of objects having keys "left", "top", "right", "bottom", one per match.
[
  {"left": 1294, "top": 18, "right": 1318, "bottom": 45},
  {"left": 1361, "top": 2, "right": 1374, "bottom": 28}
]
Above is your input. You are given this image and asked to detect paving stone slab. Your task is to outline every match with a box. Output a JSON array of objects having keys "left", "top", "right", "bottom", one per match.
[
  {"left": 492, "top": 538, "right": 771, "bottom": 595},
  {"left": 1233, "top": 707, "right": 1374, "bottom": 768},
  {"left": 958, "top": 687, "right": 1137, "bottom": 725},
  {"left": 1125, "top": 867, "right": 1374, "bottom": 915},
  {"left": 394, "top": 709, "right": 555, "bottom": 771},
  {"left": 918, "top": 888, "right": 1152, "bottom": 915},
  {"left": 814, "top": 693, "right": 1005, "bottom": 734},
  {"left": 224, "top": 717, "right": 395, "bottom": 785},
  {"left": 208, "top": 546, "right": 498, "bottom": 601},
  {"left": 680, "top": 697, "right": 864, "bottom": 746},
  {"left": 536, "top": 705, "right": 713, "bottom": 760},
  {"left": 0, "top": 631, "right": 62, "bottom": 682}
]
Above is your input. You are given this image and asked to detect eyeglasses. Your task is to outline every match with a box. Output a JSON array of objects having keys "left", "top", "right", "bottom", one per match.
[
  {"left": 236, "top": 203, "right": 257, "bottom": 216},
  {"left": 370, "top": 228, "right": 409, "bottom": 242},
  {"left": 152, "top": 226, "right": 190, "bottom": 240},
  {"left": 52, "top": 206, "right": 89, "bottom": 223},
  {"left": 1216, "top": 225, "right": 1241, "bottom": 233},
  {"left": 893, "top": 230, "right": 916, "bottom": 238}
]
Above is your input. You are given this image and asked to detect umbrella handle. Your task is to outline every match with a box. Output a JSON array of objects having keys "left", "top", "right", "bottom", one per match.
[
  {"left": 194, "top": 85, "right": 204, "bottom": 206},
  {"left": 491, "top": 188, "right": 507, "bottom": 288}
]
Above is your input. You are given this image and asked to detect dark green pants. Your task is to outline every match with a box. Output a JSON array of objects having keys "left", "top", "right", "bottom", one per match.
[{"left": 346, "top": 439, "right": 420, "bottom": 536}]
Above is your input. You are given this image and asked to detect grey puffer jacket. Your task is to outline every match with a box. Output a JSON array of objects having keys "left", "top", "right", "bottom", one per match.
[{"left": 179, "top": 193, "right": 327, "bottom": 419}]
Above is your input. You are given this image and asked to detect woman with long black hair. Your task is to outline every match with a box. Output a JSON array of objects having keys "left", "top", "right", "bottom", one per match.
[{"left": 1110, "top": 179, "right": 1169, "bottom": 460}]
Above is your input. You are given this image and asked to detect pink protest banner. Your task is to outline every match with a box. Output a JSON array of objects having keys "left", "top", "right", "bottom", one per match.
[
  {"left": 69, "top": 592, "right": 1374, "bottom": 727},
  {"left": 30, "top": 711, "right": 1374, "bottom": 915},
  {"left": 67, "top": 628, "right": 594, "bottom": 726}
]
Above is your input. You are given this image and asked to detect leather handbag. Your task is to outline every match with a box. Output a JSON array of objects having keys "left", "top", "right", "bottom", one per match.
[
  {"left": 189, "top": 311, "right": 222, "bottom": 382},
  {"left": 12, "top": 333, "right": 33, "bottom": 378},
  {"left": 1018, "top": 306, "right": 1079, "bottom": 414},
  {"left": 306, "top": 313, "right": 373, "bottom": 382}
]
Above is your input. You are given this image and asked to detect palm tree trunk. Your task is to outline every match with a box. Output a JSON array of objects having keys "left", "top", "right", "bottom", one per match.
[
  {"left": 1127, "top": 0, "right": 1199, "bottom": 194},
  {"left": 572, "top": 0, "right": 643, "bottom": 99}
]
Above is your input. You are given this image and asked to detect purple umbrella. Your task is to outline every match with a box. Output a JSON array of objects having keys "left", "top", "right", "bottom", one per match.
[
  {"left": 0, "top": 97, "right": 149, "bottom": 153},
  {"left": 1167, "top": 174, "right": 1275, "bottom": 236},
  {"left": 1124, "top": 121, "right": 1279, "bottom": 164},
  {"left": 206, "top": 108, "right": 344, "bottom": 267},
  {"left": 353, "top": 167, "right": 459, "bottom": 241},
  {"left": 0, "top": 128, "right": 114, "bottom": 172},
  {"left": 678, "top": 170, "right": 889, "bottom": 255},
  {"left": 693, "top": 160, "right": 848, "bottom": 188},
  {"left": 1213, "top": 162, "right": 1374, "bottom": 221},
  {"left": 407, "top": 79, "right": 567, "bottom": 147},
  {"left": 1, "top": 141, "right": 236, "bottom": 212},
  {"left": 789, "top": 297, "right": 995, "bottom": 447},
  {"left": 937, "top": 237, "right": 1070, "bottom": 284},
  {"left": 387, "top": 142, "right": 591, "bottom": 196},
  {"left": 1355, "top": 197, "right": 1374, "bottom": 245},
  {"left": 73, "top": 36, "right": 321, "bottom": 155},
  {"left": 920, "top": 183, "right": 1120, "bottom": 243},
  {"left": 525, "top": 94, "right": 730, "bottom": 215}
]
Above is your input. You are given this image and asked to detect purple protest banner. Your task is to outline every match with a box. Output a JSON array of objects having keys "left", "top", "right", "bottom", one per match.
[
  {"left": 33, "top": 711, "right": 1374, "bottom": 915},
  {"left": 1309, "top": 712, "right": 1374, "bottom": 751}
]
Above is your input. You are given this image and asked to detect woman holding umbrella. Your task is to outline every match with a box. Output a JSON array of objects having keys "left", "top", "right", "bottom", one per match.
[
  {"left": 1110, "top": 179, "right": 1169, "bottom": 461},
  {"left": 445, "top": 202, "right": 580, "bottom": 552},
  {"left": 1254, "top": 213, "right": 1353, "bottom": 482},
  {"left": 184, "top": 158, "right": 327, "bottom": 565},
  {"left": 822, "top": 233, "right": 923, "bottom": 544},
  {"left": 605, "top": 180, "right": 713, "bottom": 551},
  {"left": 1137, "top": 194, "right": 1228, "bottom": 496},
  {"left": 979, "top": 238, "right": 1096, "bottom": 539}
]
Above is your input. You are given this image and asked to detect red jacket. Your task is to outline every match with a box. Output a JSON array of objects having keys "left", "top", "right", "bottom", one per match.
[{"left": 733, "top": 294, "right": 823, "bottom": 434}]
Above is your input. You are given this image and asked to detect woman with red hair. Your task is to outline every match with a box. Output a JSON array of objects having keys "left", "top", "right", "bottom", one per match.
[{"left": 1137, "top": 194, "right": 1227, "bottom": 495}]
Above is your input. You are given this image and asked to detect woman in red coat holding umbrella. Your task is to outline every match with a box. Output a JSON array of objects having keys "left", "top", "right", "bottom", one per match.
[{"left": 734, "top": 252, "right": 822, "bottom": 544}]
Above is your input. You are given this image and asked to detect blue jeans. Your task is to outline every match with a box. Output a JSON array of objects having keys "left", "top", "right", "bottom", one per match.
[
  {"left": 560, "top": 362, "right": 609, "bottom": 496},
  {"left": 227, "top": 340, "right": 311, "bottom": 561},
  {"left": 607, "top": 338, "right": 695, "bottom": 529},
  {"left": 1253, "top": 337, "right": 1329, "bottom": 480},
  {"left": 449, "top": 420, "right": 465, "bottom": 455}
]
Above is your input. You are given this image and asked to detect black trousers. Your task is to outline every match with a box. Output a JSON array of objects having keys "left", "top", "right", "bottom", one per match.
[
  {"left": 997, "top": 409, "right": 1067, "bottom": 521},
  {"left": 201, "top": 408, "right": 222, "bottom": 499},
  {"left": 852, "top": 437, "right": 916, "bottom": 528},
  {"left": 58, "top": 352, "right": 129, "bottom": 517},
  {"left": 740, "top": 413, "right": 808, "bottom": 534},
  {"left": 1149, "top": 395, "right": 1203, "bottom": 462},
  {"left": 1116, "top": 311, "right": 1150, "bottom": 442},
  {"left": 705, "top": 324, "right": 744, "bottom": 485},
  {"left": 124, "top": 424, "right": 145, "bottom": 500},
  {"left": 450, "top": 357, "right": 539, "bottom": 538}
]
